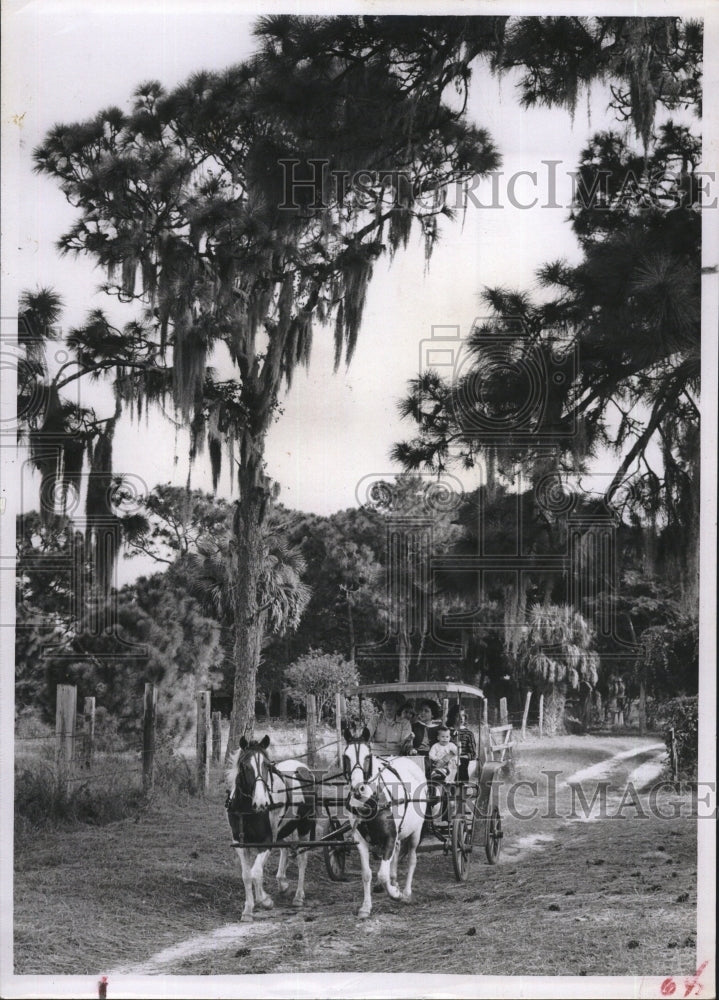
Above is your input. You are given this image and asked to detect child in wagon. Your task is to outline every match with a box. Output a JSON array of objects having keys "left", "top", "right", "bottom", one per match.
[
  {"left": 428, "top": 726, "right": 458, "bottom": 782},
  {"left": 447, "top": 704, "right": 477, "bottom": 781},
  {"left": 427, "top": 726, "right": 458, "bottom": 820}
]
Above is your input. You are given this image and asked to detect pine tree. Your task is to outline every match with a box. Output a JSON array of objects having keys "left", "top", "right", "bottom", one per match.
[{"left": 33, "top": 19, "right": 500, "bottom": 752}]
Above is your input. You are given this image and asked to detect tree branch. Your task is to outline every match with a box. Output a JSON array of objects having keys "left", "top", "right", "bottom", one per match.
[{"left": 603, "top": 385, "right": 681, "bottom": 507}]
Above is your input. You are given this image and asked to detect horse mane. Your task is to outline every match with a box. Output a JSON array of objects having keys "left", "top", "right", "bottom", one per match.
[{"left": 224, "top": 739, "right": 271, "bottom": 788}]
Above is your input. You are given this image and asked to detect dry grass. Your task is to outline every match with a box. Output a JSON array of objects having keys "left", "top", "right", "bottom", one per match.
[
  {"left": 14, "top": 734, "right": 699, "bottom": 979},
  {"left": 14, "top": 777, "right": 234, "bottom": 975}
]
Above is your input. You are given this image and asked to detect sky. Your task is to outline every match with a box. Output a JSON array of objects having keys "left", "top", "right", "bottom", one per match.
[{"left": 1, "top": 1, "right": 711, "bottom": 585}]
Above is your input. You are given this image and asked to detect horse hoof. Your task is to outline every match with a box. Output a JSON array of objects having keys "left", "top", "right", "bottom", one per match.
[
  {"left": 291, "top": 898, "right": 305, "bottom": 909},
  {"left": 259, "top": 897, "right": 274, "bottom": 910},
  {"left": 400, "top": 893, "right": 413, "bottom": 905},
  {"left": 357, "top": 909, "right": 371, "bottom": 920},
  {"left": 241, "top": 913, "right": 253, "bottom": 923}
]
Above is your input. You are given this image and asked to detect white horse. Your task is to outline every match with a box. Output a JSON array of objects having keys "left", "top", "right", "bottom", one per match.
[
  {"left": 342, "top": 727, "right": 428, "bottom": 919},
  {"left": 225, "top": 735, "right": 315, "bottom": 922}
]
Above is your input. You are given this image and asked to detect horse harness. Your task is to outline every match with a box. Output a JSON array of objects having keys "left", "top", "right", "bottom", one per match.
[
  {"left": 226, "top": 748, "right": 303, "bottom": 848},
  {"left": 344, "top": 755, "right": 411, "bottom": 841}
]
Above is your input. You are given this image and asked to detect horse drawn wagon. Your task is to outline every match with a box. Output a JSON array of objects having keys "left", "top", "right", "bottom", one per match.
[
  {"left": 225, "top": 680, "right": 505, "bottom": 920},
  {"left": 321, "top": 681, "right": 504, "bottom": 886}
]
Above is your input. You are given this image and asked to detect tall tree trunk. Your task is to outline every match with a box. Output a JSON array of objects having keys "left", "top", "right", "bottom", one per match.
[{"left": 226, "top": 469, "right": 268, "bottom": 759}]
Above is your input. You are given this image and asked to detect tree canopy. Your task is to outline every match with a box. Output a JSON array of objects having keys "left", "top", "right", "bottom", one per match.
[{"left": 24, "top": 15, "right": 702, "bottom": 741}]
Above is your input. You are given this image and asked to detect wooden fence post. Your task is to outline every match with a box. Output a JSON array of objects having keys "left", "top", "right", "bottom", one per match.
[
  {"left": 196, "top": 691, "right": 211, "bottom": 793},
  {"left": 521, "top": 691, "right": 532, "bottom": 740},
  {"left": 143, "top": 683, "right": 157, "bottom": 791},
  {"left": 538, "top": 693, "right": 544, "bottom": 739},
  {"left": 669, "top": 726, "right": 679, "bottom": 783},
  {"left": 211, "top": 711, "right": 222, "bottom": 765},
  {"left": 335, "top": 692, "right": 343, "bottom": 766},
  {"left": 306, "top": 694, "right": 317, "bottom": 768},
  {"left": 82, "top": 696, "right": 96, "bottom": 769},
  {"left": 55, "top": 684, "right": 76, "bottom": 794},
  {"left": 479, "top": 697, "right": 489, "bottom": 762},
  {"left": 499, "top": 697, "right": 508, "bottom": 725}
]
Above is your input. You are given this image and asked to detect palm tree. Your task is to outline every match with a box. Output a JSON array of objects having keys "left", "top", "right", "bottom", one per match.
[
  {"left": 516, "top": 604, "right": 599, "bottom": 734},
  {"left": 191, "top": 516, "right": 310, "bottom": 730},
  {"left": 17, "top": 291, "right": 151, "bottom": 603}
]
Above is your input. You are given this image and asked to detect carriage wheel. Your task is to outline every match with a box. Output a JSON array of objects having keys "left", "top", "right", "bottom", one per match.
[
  {"left": 323, "top": 818, "right": 350, "bottom": 882},
  {"left": 485, "top": 806, "right": 502, "bottom": 864},
  {"left": 451, "top": 816, "right": 473, "bottom": 882}
]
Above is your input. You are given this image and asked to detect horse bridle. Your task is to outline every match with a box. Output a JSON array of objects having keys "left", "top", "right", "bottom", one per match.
[
  {"left": 343, "top": 741, "right": 373, "bottom": 785},
  {"left": 342, "top": 740, "right": 412, "bottom": 829},
  {"left": 234, "top": 747, "right": 275, "bottom": 811}
]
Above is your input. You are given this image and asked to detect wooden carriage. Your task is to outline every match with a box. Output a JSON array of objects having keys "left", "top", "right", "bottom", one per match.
[{"left": 322, "top": 680, "right": 505, "bottom": 882}]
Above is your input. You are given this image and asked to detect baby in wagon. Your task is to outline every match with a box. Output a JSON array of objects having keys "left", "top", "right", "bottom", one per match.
[{"left": 428, "top": 726, "right": 458, "bottom": 781}]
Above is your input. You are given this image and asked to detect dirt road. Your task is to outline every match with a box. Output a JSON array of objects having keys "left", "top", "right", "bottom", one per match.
[{"left": 69, "top": 734, "right": 698, "bottom": 980}]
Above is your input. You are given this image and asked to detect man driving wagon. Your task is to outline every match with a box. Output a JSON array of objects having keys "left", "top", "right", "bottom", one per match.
[{"left": 369, "top": 696, "right": 415, "bottom": 755}]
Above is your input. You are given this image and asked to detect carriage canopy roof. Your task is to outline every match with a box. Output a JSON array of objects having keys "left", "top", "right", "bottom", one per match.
[{"left": 349, "top": 681, "right": 486, "bottom": 701}]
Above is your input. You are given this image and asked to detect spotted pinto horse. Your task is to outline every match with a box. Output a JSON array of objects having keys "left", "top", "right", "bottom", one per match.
[
  {"left": 225, "top": 736, "right": 315, "bottom": 922},
  {"left": 342, "top": 727, "right": 428, "bottom": 919}
]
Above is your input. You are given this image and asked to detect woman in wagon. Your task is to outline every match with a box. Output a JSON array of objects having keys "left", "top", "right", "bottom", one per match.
[
  {"left": 412, "top": 700, "right": 442, "bottom": 756},
  {"left": 447, "top": 704, "right": 477, "bottom": 781},
  {"left": 370, "top": 697, "right": 414, "bottom": 756}
]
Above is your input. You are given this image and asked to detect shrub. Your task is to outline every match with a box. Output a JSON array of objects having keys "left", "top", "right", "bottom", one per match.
[
  {"left": 656, "top": 696, "right": 699, "bottom": 780},
  {"left": 152, "top": 738, "right": 198, "bottom": 797},
  {"left": 285, "top": 650, "right": 359, "bottom": 720},
  {"left": 14, "top": 756, "right": 145, "bottom": 838},
  {"left": 92, "top": 706, "right": 138, "bottom": 753},
  {"left": 14, "top": 737, "right": 200, "bottom": 842},
  {"left": 14, "top": 706, "right": 52, "bottom": 740}
]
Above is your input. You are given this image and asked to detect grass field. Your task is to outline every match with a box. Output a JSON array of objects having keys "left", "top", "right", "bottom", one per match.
[{"left": 13, "top": 732, "right": 700, "bottom": 980}]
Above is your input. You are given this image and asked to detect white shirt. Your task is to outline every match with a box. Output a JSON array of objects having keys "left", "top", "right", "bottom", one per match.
[{"left": 429, "top": 742, "right": 458, "bottom": 766}]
